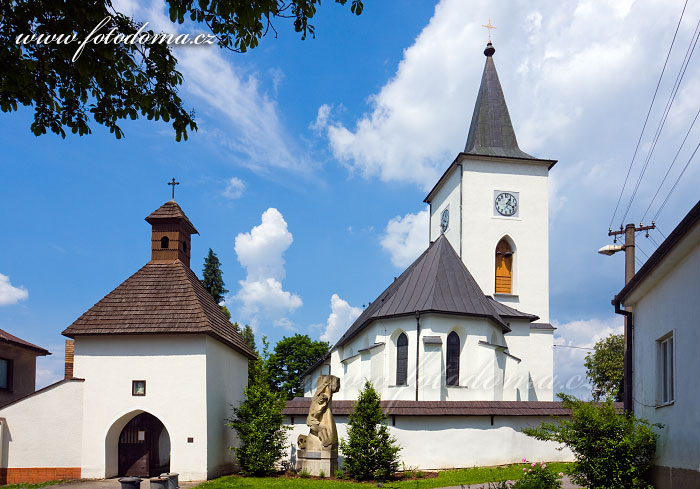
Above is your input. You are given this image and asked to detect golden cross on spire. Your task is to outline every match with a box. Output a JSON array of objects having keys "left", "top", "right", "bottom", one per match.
[{"left": 482, "top": 18, "right": 496, "bottom": 43}]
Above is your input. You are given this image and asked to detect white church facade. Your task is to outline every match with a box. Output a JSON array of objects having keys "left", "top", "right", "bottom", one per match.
[
  {"left": 0, "top": 201, "right": 255, "bottom": 484},
  {"left": 284, "top": 42, "right": 570, "bottom": 469}
]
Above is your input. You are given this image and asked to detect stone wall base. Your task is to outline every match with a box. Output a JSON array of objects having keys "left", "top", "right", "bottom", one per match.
[
  {"left": 0, "top": 467, "right": 81, "bottom": 485},
  {"left": 296, "top": 449, "right": 337, "bottom": 476},
  {"left": 650, "top": 465, "right": 700, "bottom": 489}
]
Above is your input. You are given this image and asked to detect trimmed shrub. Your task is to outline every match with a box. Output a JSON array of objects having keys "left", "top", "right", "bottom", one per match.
[
  {"left": 340, "top": 380, "right": 401, "bottom": 480},
  {"left": 523, "top": 394, "right": 659, "bottom": 489},
  {"left": 227, "top": 356, "right": 290, "bottom": 475}
]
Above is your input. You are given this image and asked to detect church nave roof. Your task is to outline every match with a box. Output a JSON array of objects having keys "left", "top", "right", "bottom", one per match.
[{"left": 333, "top": 234, "right": 539, "bottom": 349}]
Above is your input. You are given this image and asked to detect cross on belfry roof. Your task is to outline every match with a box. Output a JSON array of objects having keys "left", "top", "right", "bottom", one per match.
[
  {"left": 482, "top": 18, "right": 496, "bottom": 43},
  {"left": 168, "top": 177, "right": 179, "bottom": 200}
]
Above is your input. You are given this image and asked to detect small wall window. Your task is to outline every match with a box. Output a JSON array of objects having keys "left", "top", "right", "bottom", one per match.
[
  {"left": 396, "top": 333, "right": 408, "bottom": 386},
  {"left": 0, "top": 358, "right": 12, "bottom": 391},
  {"left": 495, "top": 238, "right": 514, "bottom": 294},
  {"left": 160, "top": 236, "right": 169, "bottom": 249},
  {"left": 132, "top": 380, "right": 146, "bottom": 396},
  {"left": 446, "top": 332, "right": 460, "bottom": 386},
  {"left": 658, "top": 334, "right": 674, "bottom": 404},
  {"left": 183, "top": 240, "right": 188, "bottom": 254}
]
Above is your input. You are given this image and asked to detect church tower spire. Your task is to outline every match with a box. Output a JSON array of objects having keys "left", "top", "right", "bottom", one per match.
[{"left": 464, "top": 43, "right": 533, "bottom": 159}]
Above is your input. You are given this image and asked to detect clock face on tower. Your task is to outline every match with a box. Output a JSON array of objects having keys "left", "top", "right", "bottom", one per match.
[
  {"left": 494, "top": 192, "right": 518, "bottom": 217},
  {"left": 440, "top": 208, "right": 449, "bottom": 233}
]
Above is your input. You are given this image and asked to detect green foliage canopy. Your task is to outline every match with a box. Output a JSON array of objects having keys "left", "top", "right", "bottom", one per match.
[
  {"left": 340, "top": 380, "right": 400, "bottom": 481},
  {"left": 523, "top": 394, "right": 659, "bottom": 489},
  {"left": 1, "top": 0, "right": 363, "bottom": 140},
  {"left": 584, "top": 333, "right": 624, "bottom": 402},
  {"left": 266, "top": 334, "right": 329, "bottom": 399}
]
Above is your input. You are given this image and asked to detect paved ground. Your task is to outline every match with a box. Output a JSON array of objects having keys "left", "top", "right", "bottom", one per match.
[{"left": 52, "top": 479, "right": 203, "bottom": 489}]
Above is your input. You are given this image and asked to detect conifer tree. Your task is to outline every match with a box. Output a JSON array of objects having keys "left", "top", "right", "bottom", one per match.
[
  {"left": 201, "top": 248, "right": 229, "bottom": 317},
  {"left": 340, "top": 380, "right": 400, "bottom": 480}
]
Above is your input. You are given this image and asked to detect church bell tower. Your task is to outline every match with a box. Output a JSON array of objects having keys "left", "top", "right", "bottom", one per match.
[
  {"left": 424, "top": 41, "right": 557, "bottom": 322},
  {"left": 145, "top": 200, "right": 199, "bottom": 267}
]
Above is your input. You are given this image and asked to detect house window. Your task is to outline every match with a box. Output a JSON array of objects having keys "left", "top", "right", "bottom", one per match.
[
  {"left": 0, "top": 358, "right": 12, "bottom": 391},
  {"left": 659, "top": 334, "right": 674, "bottom": 404},
  {"left": 132, "top": 380, "right": 146, "bottom": 396},
  {"left": 446, "top": 332, "right": 460, "bottom": 386},
  {"left": 396, "top": 333, "right": 408, "bottom": 386},
  {"left": 495, "top": 239, "right": 514, "bottom": 294},
  {"left": 160, "top": 236, "right": 169, "bottom": 249}
]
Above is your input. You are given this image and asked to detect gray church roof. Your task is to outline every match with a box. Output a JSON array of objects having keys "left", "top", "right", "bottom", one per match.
[
  {"left": 333, "top": 235, "right": 539, "bottom": 349},
  {"left": 464, "top": 43, "right": 534, "bottom": 159}
]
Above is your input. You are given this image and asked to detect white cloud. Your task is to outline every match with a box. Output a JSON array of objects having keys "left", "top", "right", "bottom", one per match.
[
  {"left": 113, "top": 0, "right": 314, "bottom": 176},
  {"left": 223, "top": 177, "right": 246, "bottom": 199},
  {"left": 552, "top": 316, "right": 624, "bottom": 399},
  {"left": 233, "top": 208, "right": 302, "bottom": 326},
  {"left": 0, "top": 273, "right": 28, "bottom": 306},
  {"left": 380, "top": 208, "right": 429, "bottom": 268},
  {"left": 317, "top": 0, "right": 699, "bottom": 192},
  {"left": 320, "top": 294, "right": 362, "bottom": 344}
]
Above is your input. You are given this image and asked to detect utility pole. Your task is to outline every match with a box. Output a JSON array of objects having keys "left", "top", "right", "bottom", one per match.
[{"left": 608, "top": 222, "right": 655, "bottom": 413}]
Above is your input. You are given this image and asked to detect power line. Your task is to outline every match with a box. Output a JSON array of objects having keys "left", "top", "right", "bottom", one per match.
[
  {"left": 620, "top": 19, "right": 700, "bottom": 224},
  {"left": 636, "top": 242, "right": 650, "bottom": 260},
  {"left": 655, "top": 227, "right": 667, "bottom": 240},
  {"left": 641, "top": 107, "right": 700, "bottom": 222},
  {"left": 609, "top": 0, "right": 689, "bottom": 229},
  {"left": 654, "top": 138, "right": 700, "bottom": 220},
  {"left": 647, "top": 234, "right": 661, "bottom": 249}
]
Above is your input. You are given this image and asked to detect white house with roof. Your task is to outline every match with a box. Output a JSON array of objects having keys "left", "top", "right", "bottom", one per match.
[
  {"left": 613, "top": 199, "right": 700, "bottom": 489},
  {"left": 0, "top": 200, "right": 255, "bottom": 484},
  {"left": 283, "top": 42, "right": 570, "bottom": 469}
]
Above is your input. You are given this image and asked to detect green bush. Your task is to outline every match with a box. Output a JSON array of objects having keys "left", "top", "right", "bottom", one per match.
[
  {"left": 523, "top": 394, "right": 659, "bottom": 489},
  {"left": 299, "top": 469, "right": 310, "bottom": 478},
  {"left": 512, "top": 461, "right": 561, "bottom": 489},
  {"left": 227, "top": 353, "right": 290, "bottom": 475},
  {"left": 334, "top": 469, "right": 346, "bottom": 479},
  {"left": 340, "top": 380, "right": 401, "bottom": 480}
]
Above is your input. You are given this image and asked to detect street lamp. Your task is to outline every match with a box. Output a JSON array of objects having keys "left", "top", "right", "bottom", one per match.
[{"left": 597, "top": 244, "right": 623, "bottom": 256}]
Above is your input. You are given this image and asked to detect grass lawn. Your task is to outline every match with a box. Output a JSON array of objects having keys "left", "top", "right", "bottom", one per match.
[
  {"left": 195, "top": 462, "right": 571, "bottom": 488},
  {"left": 1, "top": 481, "right": 63, "bottom": 489}
]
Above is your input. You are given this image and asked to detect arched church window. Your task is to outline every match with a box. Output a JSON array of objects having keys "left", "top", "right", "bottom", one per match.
[
  {"left": 495, "top": 239, "right": 514, "bottom": 294},
  {"left": 160, "top": 236, "right": 169, "bottom": 249},
  {"left": 183, "top": 241, "right": 188, "bottom": 254},
  {"left": 446, "top": 331, "right": 460, "bottom": 386},
  {"left": 396, "top": 333, "right": 408, "bottom": 386}
]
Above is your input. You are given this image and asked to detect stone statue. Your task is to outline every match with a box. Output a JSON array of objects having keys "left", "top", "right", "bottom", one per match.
[{"left": 296, "top": 375, "right": 340, "bottom": 475}]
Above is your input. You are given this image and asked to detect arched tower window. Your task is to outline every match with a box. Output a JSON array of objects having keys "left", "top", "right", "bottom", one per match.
[
  {"left": 495, "top": 238, "right": 513, "bottom": 294},
  {"left": 446, "top": 331, "right": 460, "bottom": 386},
  {"left": 160, "top": 236, "right": 169, "bottom": 249},
  {"left": 396, "top": 333, "right": 408, "bottom": 386}
]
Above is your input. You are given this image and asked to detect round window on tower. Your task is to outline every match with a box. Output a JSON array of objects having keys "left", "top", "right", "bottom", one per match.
[{"left": 440, "top": 208, "right": 449, "bottom": 233}]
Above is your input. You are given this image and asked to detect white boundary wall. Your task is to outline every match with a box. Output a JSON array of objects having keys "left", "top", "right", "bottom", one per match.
[
  {"left": 284, "top": 414, "right": 572, "bottom": 470},
  {"left": 0, "top": 380, "right": 84, "bottom": 469}
]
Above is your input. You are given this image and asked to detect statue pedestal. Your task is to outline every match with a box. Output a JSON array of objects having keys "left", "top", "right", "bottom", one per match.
[{"left": 296, "top": 448, "right": 338, "bottom": 476}]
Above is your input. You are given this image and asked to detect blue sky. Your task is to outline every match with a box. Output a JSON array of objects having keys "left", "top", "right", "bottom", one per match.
[{"left": 1, "top": 0, "right": 699, "bottom": 396}]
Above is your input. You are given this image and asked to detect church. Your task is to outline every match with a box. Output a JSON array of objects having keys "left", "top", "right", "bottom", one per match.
[
  {"left": 0, "top": 40, "right": 573, "bottom": 483},
  {"left": 283, "top": 41, "right": 570, "bottom": 469},
  {"left": 0, "top": 201, "right": 256, "bottom": 483}
]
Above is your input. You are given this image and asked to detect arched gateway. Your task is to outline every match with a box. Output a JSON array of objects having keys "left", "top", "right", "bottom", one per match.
[{"left": 117, "top": 412, "right": 170, "bottom": 477}]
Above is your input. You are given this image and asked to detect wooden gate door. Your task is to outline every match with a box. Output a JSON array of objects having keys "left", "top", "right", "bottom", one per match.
[{"left": 118, "top": 413, "right": 158, "bottom": 477}]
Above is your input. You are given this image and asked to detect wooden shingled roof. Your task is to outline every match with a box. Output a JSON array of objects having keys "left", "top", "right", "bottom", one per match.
[
  {"left": 283, "top": 397, "right": 573, "bottom": 417},
  {"left": 145, "top": 200, "right": 198, "bottom": 234},
  {"left": 62, "top": 260, "right": 256, "bottom": 359}
]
